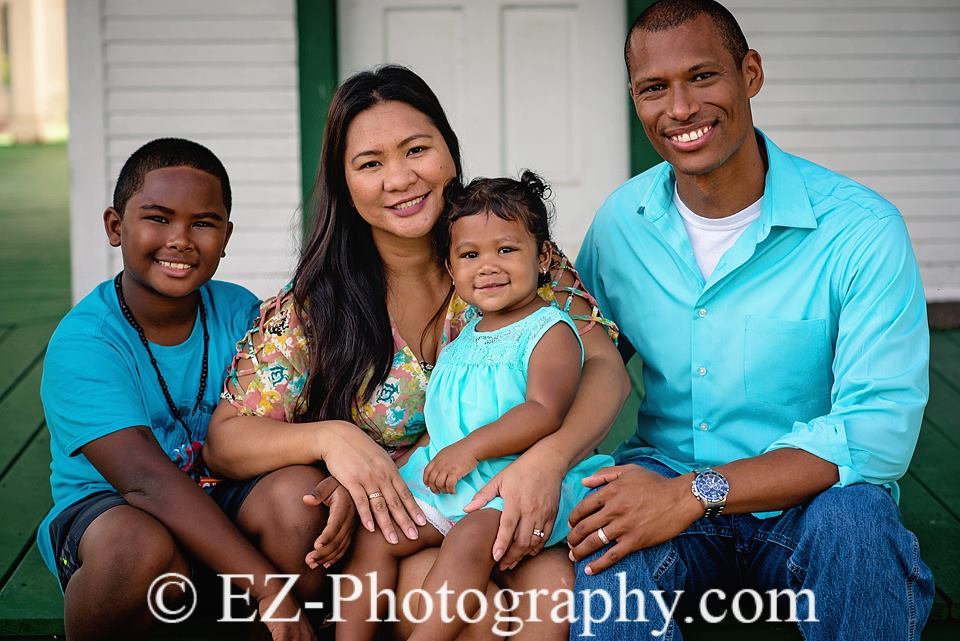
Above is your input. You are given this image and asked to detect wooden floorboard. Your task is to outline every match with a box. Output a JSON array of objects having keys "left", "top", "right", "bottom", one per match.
[
  {"left": 911, "top": 420, "right": 960, "bottom": 524},
  {"left": 0, "top": 545, "right": 61, "bottom": 637},
  {"left": 930, "top": 333, "right": 960, "bottom": 395},
  {"left": 922, "top": 370, "right": 960, "bottom": 450},
  {"left": 901, "top": 473, "right": 960, "bottom": 621},
  {"left": 0, "top": 363, "right": 46, "bottom": 479},
  {"left": 0, "top": 429, "right": 53, "bottom": 590},
  {"left": 0, "top": 324, "right": 55, "bottom": 405},
  {"left": 0, "top": 144, "right": 70, "bottom": 328}
]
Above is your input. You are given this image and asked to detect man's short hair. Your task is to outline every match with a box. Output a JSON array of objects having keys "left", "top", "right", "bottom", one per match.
[
  {"left": 113, "top": 137, "right": 232, "bottom": 215},
  {"left": 625, "top": 0, "right": 749, "bottom": 73}
]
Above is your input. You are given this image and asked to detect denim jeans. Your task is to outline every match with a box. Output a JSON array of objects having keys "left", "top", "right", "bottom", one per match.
[{"left": 571, "top": 457, "right": 935, "bottom": 640}]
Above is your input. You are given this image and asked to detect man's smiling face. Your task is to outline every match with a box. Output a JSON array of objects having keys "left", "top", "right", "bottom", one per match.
[{"left": 627, "top": 14, "right": 763, "bottom": 180}]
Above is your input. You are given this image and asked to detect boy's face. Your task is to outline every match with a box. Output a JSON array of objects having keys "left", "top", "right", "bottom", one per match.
[{"left": 104, "top": 166, "right": 232, "bottom": 302}]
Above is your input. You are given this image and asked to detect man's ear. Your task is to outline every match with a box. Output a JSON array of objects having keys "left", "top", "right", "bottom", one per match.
[
  {"left": 103, "top": 208, "right": 122, "bottom": 247},
  {"left": 221, "top": 220, "right": 234, "bottom": 258},
  {"left": 742, "top": 49, "right": 764, "bottom": 99}
]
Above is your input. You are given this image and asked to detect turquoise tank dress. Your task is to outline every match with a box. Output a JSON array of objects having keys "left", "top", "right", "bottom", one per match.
[{"left": 398, "top": 305, "right": 614, "bottom": 547}]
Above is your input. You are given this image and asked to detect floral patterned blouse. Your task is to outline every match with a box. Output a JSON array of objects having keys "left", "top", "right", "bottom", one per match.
[{"left": 221, "top": 248, "right": 618, "bottom": 462}]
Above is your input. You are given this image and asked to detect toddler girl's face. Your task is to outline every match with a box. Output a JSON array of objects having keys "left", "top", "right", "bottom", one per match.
[{"left": 447, "top": 211, "right": 550, "bottom": 316}]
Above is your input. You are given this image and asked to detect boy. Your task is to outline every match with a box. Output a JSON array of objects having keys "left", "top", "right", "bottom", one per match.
[{"left": 38, "top": 138, "right": 337, "bottom": 641}]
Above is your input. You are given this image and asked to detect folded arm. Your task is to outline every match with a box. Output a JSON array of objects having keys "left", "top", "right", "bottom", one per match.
[{"left": 82, "top": 427, "right": 309, "bottom": 627}]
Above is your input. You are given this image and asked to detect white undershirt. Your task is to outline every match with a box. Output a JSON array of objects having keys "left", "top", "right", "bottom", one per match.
[{"left": 674, "top": 185, "right": 763, "bottom": 280}]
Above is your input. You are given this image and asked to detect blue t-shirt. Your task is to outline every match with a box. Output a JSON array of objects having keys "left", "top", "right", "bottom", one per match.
[{"left": 37, "top": 278, "right": 260, "bottom": 575}]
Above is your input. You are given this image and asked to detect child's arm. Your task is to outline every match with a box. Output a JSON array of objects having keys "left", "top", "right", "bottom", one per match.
[
  {"left": 423, "top": 322, "right": 581, "bottom": 494},
  {"left": 82, "top": 427, "right": 315, "bottom": 640}
]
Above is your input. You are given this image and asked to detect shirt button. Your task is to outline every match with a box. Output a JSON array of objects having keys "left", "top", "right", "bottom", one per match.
[
  {"left": 698, "top": 308, "right": 708, "bottom": 318},
  {"left": 698, "top": 367, "right": 707, "bottom": 376},
  {"left": 699, "top": 422, "right": 709, "bottom": 431}
]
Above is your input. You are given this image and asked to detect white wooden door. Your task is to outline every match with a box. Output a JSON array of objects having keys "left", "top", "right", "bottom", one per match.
[{"left": 338, "top": 0, "right": 629, "bottom": 256}]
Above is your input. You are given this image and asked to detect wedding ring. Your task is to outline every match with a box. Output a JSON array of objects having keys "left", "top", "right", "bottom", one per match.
[
  {"left": 532, "top": 528, "right": 546, "bottom": 538},
  {"left": 367, "top": 492, "right": 383, "bottom": 500},
  {"left": 597, "top": 526, "right": 611, "bottom": 545}
]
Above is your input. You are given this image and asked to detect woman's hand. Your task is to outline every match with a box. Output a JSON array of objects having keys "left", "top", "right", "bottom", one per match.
[
  {"left": 463, "top": 447, "right": 565, "bottom": 571},
  {"left": 303, "top": 476, "right": 357, "bottom": 569},
  {"left": 317, "top": 421, "right": 427, "bottom": 544},
  {"left": 423, "top": 441, "right": 478, "bottom": 494}
]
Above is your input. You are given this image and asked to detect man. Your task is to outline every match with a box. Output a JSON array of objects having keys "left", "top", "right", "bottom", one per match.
[{"left": 570, "top": 1, "right": 934, "bottom": 638}]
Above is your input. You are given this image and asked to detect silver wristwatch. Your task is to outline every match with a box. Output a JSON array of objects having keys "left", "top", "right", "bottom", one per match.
[{"left": 691, "top": 468, "right": 729, "bottom": 519}]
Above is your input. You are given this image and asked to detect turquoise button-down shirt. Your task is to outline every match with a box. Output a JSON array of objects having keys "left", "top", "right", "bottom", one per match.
[{"left": 577, "top": 132, "right": 928, "bottom": 508}]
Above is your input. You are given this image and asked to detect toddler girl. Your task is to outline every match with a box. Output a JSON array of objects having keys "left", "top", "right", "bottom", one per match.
[{"left": 336, "top": 171, "right": 613, "bottom": 641}]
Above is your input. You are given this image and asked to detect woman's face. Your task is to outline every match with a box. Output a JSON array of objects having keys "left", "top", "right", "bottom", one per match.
[{"left": 344, "top": 100, "right": 457, "bottom": 242}]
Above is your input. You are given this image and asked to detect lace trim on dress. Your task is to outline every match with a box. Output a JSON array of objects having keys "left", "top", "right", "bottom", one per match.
[{"left": 442, "top": 307, "right": 573, "bottom": 370}]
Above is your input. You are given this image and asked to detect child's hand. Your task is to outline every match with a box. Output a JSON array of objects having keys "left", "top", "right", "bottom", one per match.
[
  {"left": 303, "top": 476, "right": 357, "bottom": 569},
  {"left": 424, "top": 442, "right": 478, "bottom": 494}
]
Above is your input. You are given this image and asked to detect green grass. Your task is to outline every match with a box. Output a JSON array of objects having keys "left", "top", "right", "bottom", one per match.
[{"left": 0, "top": 144, "right": 70, "bottom": 325}]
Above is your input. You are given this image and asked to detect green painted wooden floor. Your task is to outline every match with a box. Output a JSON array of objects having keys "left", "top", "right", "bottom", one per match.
[{"left": 0, "top": 144, "right": 957, "bottom": 639}]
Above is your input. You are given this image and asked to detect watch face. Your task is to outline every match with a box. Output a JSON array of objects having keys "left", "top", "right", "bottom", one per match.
[{"left": 695, "top": 470, "right": 729, "bottom": 502}]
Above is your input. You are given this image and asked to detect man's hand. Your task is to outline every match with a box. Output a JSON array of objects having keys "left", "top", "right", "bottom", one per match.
[
  {"left": 423, "top": 441, "right": 478, "bottom": 494},
  {"left": 566, "top": 465, "right": 702, "bottom": 575},
  {"left": 303, "top": 476, "right": 356, "bottom": 569}
]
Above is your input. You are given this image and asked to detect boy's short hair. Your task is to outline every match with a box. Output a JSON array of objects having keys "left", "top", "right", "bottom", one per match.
[{"left": 112, "top": 138, "right": 232, "bottom": 215}]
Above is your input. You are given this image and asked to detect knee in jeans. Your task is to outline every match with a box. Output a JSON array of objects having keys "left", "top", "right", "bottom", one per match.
[{"left": 802, "top": 484, "right": 902, "bottom": 552}]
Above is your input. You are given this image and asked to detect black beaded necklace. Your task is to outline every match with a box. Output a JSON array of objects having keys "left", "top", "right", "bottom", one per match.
[{"left": 113, "top": 272, "right": 209, "bottom": 434}]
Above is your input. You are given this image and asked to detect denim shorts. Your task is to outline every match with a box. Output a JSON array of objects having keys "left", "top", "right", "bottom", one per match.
[{"left": 48, "top": 476, "right": 262, "bottom": 591}]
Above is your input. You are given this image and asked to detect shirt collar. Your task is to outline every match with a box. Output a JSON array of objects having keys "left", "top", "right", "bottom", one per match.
[{"left": 638, "top": 129, "right": 818, "bottom": 231}]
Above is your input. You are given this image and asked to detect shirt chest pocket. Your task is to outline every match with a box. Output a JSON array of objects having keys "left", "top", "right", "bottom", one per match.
[{"left": 743, "top": 317, "right": 832, "bottom": 406}]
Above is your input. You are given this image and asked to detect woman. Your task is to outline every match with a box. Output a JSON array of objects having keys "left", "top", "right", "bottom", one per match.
[{"left": 205, "top": 65, "right": 629, "bottom": 639}]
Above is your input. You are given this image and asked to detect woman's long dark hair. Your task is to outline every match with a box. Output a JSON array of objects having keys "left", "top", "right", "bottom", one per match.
[{"left": 292, "top": 65, "right": 463, "bottom": 423}]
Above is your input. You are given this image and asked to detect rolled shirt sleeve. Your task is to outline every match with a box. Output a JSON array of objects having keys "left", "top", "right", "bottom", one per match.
[{"left": 765, "top": 214, "right": 929, "bottom": 495}]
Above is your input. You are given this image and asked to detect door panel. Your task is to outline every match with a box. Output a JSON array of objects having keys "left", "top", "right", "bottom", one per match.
[{"left": 338, "top": 0, "right": 629, "bottom": 255}]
